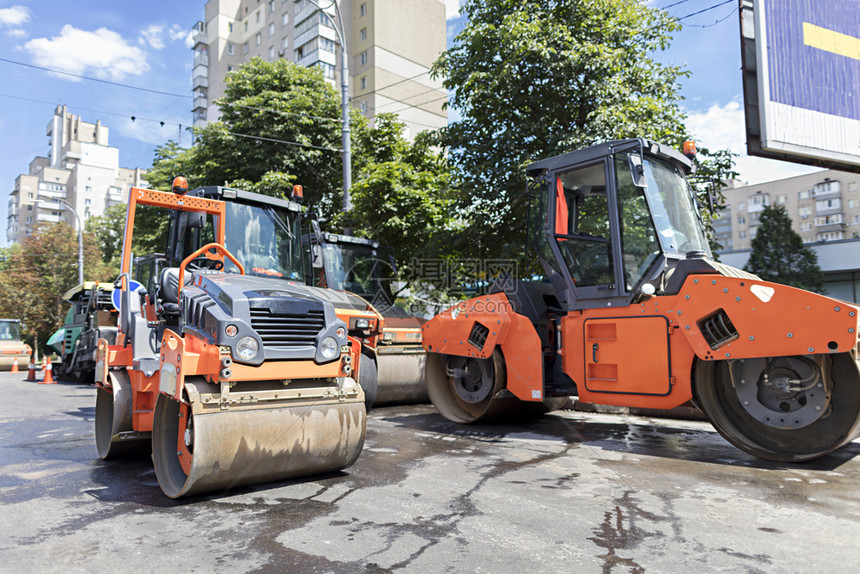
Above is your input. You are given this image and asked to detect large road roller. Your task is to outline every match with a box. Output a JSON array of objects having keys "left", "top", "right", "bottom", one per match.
[
  {"left": 95, "top": 179, "right": 381, "bottom": 498},
  {"left": 422, "top": 139, "right": 860, "bottom": 462},
  {"left": 311, "top": 232, "right": 427, "bottom": 407}
]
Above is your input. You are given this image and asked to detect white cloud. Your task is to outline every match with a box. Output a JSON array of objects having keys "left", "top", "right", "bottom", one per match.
[
  {"left": 6, "top": 27, "right": 26, "bottom": 38},
  {"left": 443, "top": 0, "right": 462, "bottom": 20},
  {"left": 140, "top": 24, "right": 165, "bottom": 50},
  {"left": 183, "top": 30, "right": 194, "bottom": 49},
  {"left": 684, "top": 99, "right": 821, "bottom": 185},
  {"left": 0, "top": 5, "right": 29, "bottom": 27},
  {"left": 169, "top": 24, "right": 188, "bottom": 42},
  {"left": 24, "top": 25, "right": 149, "bottom": 81}
]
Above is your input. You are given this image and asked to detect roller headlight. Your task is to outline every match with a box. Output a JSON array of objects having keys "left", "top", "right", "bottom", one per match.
[
  {"left": 355, "top": 318, "right": 370, "bottom": 329},
  {"left": 320, "top": 336, "right": 339, "bottom": 360},
  {"left": 236, "top": 336, "right": 259, "bottom": 361}
]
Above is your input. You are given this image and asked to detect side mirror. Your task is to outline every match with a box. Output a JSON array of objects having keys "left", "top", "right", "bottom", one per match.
[
  {"left": 628, "top": 153, "right": 647, "bottom": 187},
  {"left": 311, "top": 244, "right": 323, "bottom": 269}
]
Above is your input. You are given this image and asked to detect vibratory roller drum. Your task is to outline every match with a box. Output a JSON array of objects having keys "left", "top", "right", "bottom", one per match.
[
  {"left": 426, "top": 351, "right": 567, "bottom": 424},
  {"left": 150, "top": 377, "right": 366, "bottom": 498},
  {"left": 695, "top": 353, "right": 860, "bottom": 462},
  {"left": 95, "top": 370, "right": 151, "bottom": 459}
]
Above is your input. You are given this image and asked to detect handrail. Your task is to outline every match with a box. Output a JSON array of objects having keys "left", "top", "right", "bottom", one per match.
[{"left": 177, "top": 243, "right": 245, "bottom": 298}]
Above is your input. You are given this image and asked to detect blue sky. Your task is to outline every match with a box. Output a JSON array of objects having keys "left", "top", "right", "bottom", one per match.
[{"left": 0, "top": 0, "right": 819, "bottom": 247}]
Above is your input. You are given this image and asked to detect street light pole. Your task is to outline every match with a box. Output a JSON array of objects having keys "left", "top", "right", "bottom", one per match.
[
  {"left": 59, "top": 199, "right": 84, "bottom": 286},
  {"left": 309, "top": 0, "right": 351, "bottom": 213}
]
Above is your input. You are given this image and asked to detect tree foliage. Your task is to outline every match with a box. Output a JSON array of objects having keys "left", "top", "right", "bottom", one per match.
[
  {"left": 0, "top": 223, "right": 111, "bottom": 353},
  {"left": 433, "top": 0, "right": 691, "bottom": 259},
  {"left": 339, "top": 114, "right": 461, "bottom": 268},
  {"left": 744, "top": 204, "right": 824, "bottom": 292},
  {"left": 431, "top": 0, "right": 739, "bottom": 264}
]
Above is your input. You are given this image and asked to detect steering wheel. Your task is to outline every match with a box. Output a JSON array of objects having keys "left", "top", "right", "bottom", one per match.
[{"left": 189, "top": 256, "right": 224, "bottom": 271}]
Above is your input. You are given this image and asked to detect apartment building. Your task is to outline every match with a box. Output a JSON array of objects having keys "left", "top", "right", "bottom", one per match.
[
  {"left": 713, "top": 170, "right": 860, "bottom": 252},
  {"left": 6, "top": 105, "right": 147, "bottom": 245},
  {"left": 191, "top": 0, "right": 448, "bottom": 139}
]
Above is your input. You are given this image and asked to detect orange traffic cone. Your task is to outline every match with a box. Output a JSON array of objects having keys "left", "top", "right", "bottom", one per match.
[
  {"left": 10, "top": 358, "right": 18, "bottom": 373},
  {"left": 25, "top": 355, "right": 38, "bottom": 381},
  {"left": 39, "top": 357, "right": 55, "bottom": 385}
]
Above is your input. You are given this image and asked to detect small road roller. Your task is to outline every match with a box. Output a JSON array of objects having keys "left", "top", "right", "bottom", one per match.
[{"left": 95, "top": 179, "right": 381, "bottom": 498}]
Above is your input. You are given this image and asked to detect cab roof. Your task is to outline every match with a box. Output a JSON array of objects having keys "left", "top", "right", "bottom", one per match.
[{"left": 525, "top": 138, "right": 693, "bottom": 179}]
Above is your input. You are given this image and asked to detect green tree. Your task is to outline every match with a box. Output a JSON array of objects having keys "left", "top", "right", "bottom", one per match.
[
  {"left": 431, "top": 0, "right": 733, "bottom": 261},
  {"left": 744, "top": 204, "right": 824, "bottom": 292},
  {"left": 0, "top": 223, "right": 110, "bottom": 353},
  {"left": 339, "top": 114, "right": 461, "bottom": 268}
]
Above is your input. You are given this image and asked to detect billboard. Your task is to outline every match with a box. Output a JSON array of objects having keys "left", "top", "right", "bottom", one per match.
[{"left": 740, "top": 0, "right": 860, "bottom": 172}]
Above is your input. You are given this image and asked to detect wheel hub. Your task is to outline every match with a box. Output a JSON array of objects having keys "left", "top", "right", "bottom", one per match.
[
  {"left": 732, "top": 357, "right": 829, "bottom": 429},
  {"left": 446, "top": 356, "right": 493, "bottom": 404}
]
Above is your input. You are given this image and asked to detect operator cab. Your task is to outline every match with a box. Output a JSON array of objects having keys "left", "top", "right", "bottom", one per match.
[{"left": 527, "top": 139, "right": 713, "bottom": 311}]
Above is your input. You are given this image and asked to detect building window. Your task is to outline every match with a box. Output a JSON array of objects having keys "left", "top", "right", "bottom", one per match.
[
  {"left": 320, "top": 37, "right": 335, "bottom": 52},
  {"left": 776, "top": 194, "right": 786, "bottom": 205},
  {"left": 360, "top": 100, "right": 368, "bottom": 114},
  {"left": 816, "top": 198, "right": 841, "bottom": 211},
  {"left": 244, "top": 21, "right": 249, "bottom": 32},
  {"left": 26, "top": 216, "right": 32, "bottom": 223},
  {"left": 256, "top": 32, "right": 261, "bottom": 45},
  {"left": 282, "top": 12, "right": 289, "bottom": 25},
  {"left": 256, "top": 10, "right": 261, "bottom": 23},
  {"left": 268, "top": 46, "right": 274, "bottom": 59},
  {"left": 282, "top": 37, "right": 289, "bottom": 50},
  {"left": 817, "top": 231, "right": 844, "bottom": 241},
  {"left": 360, "top": 3, "right": 366, "bottom": 16},
  {"left": 359, "top": 51, "right": 367, "bottom": 65},
  {"left": 85, "top": 186, "right": 92, "bottom": 192},
  {"left": 360, "top": 27, "right": 366, "bottom": 41},
  {"left": 849, "top": 182, "right": 858, "bottom": 193},
  {"left": 27, "top": 205, "right": 32, "bottom": 211},
  {"left": 227, "top": 42, "right": 234, "bottom": 55},
  {"left": 799, "top": 190, "right": 810, "bottom": 200},
  {"left": 738, "top": 230, "right": 746, "bottom": 239},
  {"left": 84, "top": 198, "right": 91, "bottom": 206},
  {"left": 850, "top": 199, "right": 858, "bottom": 208},
  {"left": 815, "top": 214, "right": 843, "bottom": 226},
  {"left": 317, "top": 61, "right": 335, "bottom": 79},
  {"left": 267, "top": 23, "right": 273, "bottom": 35},
  {"left": 229, "top": 22, "right": 234, "bottom": 32},
  {"left": 799, "top": 206, "right": 812, "bottom": 217},
  {"left": 243, "top": 42, "right": 249, "bottom": 54},
  {"left": 227, "top": 65, "right": 233, "bottom": 72},
  {"left": 268, "top": 0, "right": 274, "bottom": 13},
  {"left": 360, "top": 76, "right": 367, "bottom": 90},
  {"left": 737, "top": 216, "right": 745, "bottom": 225}
]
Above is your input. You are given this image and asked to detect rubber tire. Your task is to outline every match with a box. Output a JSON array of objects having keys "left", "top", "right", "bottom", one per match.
[
  {"left": 695, "top": 354, "right": 860, "bottom": 462},
  {"left": 358, "top": 352, "right": 378, "bottom": 410}
]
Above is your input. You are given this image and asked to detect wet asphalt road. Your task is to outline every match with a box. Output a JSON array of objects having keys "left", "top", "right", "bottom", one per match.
[{"left": 1, "top": 371, "right": 859, "bottom": 573}]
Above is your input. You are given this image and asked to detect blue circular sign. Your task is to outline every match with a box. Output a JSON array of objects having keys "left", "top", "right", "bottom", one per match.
[{"left": 111, "top": 280, "right": 144, "bottom": 311}]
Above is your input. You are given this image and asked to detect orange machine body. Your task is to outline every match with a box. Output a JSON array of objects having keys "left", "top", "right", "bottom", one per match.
[
  {"left": 98, "top": 186, "right": 381, "bottom": 434},
  {"left": 422, "top": 274, "right": 860, "bottom": 410}
]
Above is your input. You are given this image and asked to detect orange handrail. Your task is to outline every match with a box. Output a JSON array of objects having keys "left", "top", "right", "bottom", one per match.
[{"left": 177, "top": 243, "right": 245, "bottom": 298}]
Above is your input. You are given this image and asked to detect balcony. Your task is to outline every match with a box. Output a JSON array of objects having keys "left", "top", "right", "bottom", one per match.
[
  {"left": 193, "top": 95, "right": 208, "bottom": 111},
  {"left": 193, "top": 74, "right": 208, "bottom": 90},
  {"left": 37, "top": 189, "right": 67, "bottom": 200},
  {"left": 191, "top": 22, "right": 207, "bottom": 46},
  {"left": 37, "top": 213, "right": 63, "bottom": 224},
  {"left": 192, "top": 63, "right": 208, "bottom": 80},
  {"left": 193, "top": 51, "right": 209, "bottom": 68}
]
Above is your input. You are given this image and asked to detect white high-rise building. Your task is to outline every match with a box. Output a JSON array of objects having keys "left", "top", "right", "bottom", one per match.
[
  {"left": 191, "top": 0, "right": 448, "bottom": 140},
  {"left": 6, "top": 105, "right": 147, "bottom": 245}
]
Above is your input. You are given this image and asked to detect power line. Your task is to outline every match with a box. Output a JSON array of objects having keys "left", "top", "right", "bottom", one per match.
[
  {"left": 678, "top": 0, "right": 734, "bottom": 20},
  {"left": 224, "top": 130, "right": 342, "bottom": 152},
  {"left": 357, "top": 71, "right": 431, "bottom": 98},
  {"left": 684, "top": 5, "right": 738, "bottom": 28},
  {"left": 0, "top": 57, "right": 192, "bottom": 99},
  {"left": 0, "top": 93, "right": 183, "bottom": 128},
  {"left": 660, "top": 0, "right": 698, "bottom": 9}
]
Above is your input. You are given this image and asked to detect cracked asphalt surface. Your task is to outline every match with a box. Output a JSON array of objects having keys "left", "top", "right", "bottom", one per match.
[{"left": 2, "top": 372, "right": 859, "bottom": 573}]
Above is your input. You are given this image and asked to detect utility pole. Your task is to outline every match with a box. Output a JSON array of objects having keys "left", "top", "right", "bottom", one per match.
[{"left": 309, "top": 0, "right": 351, "bottom": 214}]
